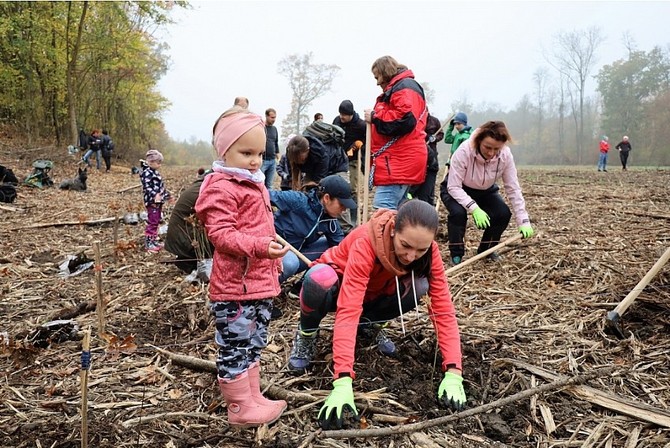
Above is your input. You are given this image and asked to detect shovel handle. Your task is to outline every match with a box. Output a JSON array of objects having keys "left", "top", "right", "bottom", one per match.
[
  {"left": 275, "top": 234, "right": 312, "bottom": 266},
  {"left": 612, "top": 246, "right": 670, "bottom": 316}
]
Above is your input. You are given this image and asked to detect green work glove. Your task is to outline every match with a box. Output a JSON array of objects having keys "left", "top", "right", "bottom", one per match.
[
  {"left": 471, "top": 207, "right": 490, "bottom": 229},
  {"left": 519, "top": 224, "right": 534, "bottom": 238},
  {"left": 318, "top": 376, "right": 358, "bottom": 430},
  {"left": 438, "top": 372, "right": 466, "bottom": 411}
]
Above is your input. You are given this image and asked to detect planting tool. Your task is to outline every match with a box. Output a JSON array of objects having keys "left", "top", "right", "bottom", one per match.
[
  {"left": 605, "top": 246, "right": 670, "bottom": 339},
  {"left": 275, "top": 234, "right": 311, "bottom": 266}
]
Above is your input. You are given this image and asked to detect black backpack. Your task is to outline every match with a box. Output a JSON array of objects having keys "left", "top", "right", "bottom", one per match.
[
  {"left": 303, "top": 121, "right": 345, "bottom": 147},
  {"left": 0, "top": 164, "right": 18, "bottom": 185},
  {"left": 0, "top": 183, "right": 17, "bottom": 203}
]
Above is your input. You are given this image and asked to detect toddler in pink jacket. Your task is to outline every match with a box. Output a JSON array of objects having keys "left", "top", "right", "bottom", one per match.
[{"left": 195, "top": 106, "right": 289, "bottom": 427}]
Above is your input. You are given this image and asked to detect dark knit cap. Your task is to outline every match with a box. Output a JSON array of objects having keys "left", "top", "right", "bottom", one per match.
[
  {"left": 339, "top": 100, "right": 354, "bottom": 116},
  {"left": 453, "top": 112, "right": 468, "bottom": 125}
]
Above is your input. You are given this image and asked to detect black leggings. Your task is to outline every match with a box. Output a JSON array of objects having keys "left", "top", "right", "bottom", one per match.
[
  {"left": 298, "top": 263, "right": 429, "bottom": 333},
  {"left": 440, "top": 177, "right": 512, "bottom": 258}
]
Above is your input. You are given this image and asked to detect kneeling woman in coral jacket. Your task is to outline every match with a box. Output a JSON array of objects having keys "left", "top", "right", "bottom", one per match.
[{"left": 288, "top": 199, "right": 466, "bottom": 429}]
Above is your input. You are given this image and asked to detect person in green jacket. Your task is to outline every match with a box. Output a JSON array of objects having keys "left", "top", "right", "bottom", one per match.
[{"left": 445, "top": 112, "right": 473, "bottom": 160}]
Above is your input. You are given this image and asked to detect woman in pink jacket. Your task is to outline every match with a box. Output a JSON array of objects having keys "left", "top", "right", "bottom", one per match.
[
  {"left": 440, "top": 120, "right": 534, "bottom": 265},
  {"left": 195, "top": 106, "right": 290, "bottom": 427}
]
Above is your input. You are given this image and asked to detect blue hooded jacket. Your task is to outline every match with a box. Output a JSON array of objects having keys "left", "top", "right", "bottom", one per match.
[{"left": 270, "top": 188, "right": 344, "bottom": 250}]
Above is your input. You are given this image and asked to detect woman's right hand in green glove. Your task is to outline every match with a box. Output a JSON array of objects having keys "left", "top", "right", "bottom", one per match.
[
  {"left": 472, "top": 207, "right": 491, "bottom": 229},
  {"left": 318, "top": 377, "right": 358, "bottom": 430}
]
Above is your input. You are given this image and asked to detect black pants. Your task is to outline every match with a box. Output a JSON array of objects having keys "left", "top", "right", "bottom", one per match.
[
  {"left": 299, "top": 263, "right": 428, "bottom": 332},
  {"left": 102, "top": 150, "right": 112, "bottom": 171},
  {"left": 620, "top": 151, "right": 629, "bottom": 169},
  {"left": 440, "top": 177, "right": 512, "bottom": 258},
  {"left": 410, "top": 168, "right": 438, "bottom": 206}
]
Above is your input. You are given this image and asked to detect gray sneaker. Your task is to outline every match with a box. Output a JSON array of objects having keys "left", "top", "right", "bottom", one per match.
[{"left": 288, "top": 327, "right": 318, "bottom": 372}]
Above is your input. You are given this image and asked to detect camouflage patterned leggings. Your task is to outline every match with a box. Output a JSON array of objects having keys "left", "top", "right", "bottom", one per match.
[{"left": 210, "top": 299, "right": 273, "bottom": 380}]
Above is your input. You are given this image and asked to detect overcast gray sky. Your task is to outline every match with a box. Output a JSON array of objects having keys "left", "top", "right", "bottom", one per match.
[{"left": 157, "top": 0, "right": 670, "bottom": 143}]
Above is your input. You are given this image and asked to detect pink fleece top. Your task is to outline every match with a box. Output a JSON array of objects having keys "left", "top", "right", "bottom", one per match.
[
  {"left": 447, "top": 136, "right": 530, "bottom": 226},
  {"left": 195, "top": 171, "right": 281, "bottom": 302}
]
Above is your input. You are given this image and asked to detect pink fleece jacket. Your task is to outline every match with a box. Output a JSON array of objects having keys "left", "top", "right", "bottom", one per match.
[
  {"left": 447, "top": 136, "right": 530, "bottom": 226},
  {"left": 195, "top": 171, "right": 281, "bottom": 302}
]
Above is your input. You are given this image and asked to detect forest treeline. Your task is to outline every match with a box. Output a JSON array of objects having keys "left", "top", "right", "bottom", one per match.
[
  {"left": 0, "top": 1, "right": 188, "bottom": 164},
  {"left": 0, "top": 3, "right": 668, "bottom": 167}
]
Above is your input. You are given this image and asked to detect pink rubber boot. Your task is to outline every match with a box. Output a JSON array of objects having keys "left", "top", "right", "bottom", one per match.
[
  {"left": 217, "top": 371, "right": 283, "bottom": 427},
  {"left": 248, "top": 362, "right": 287, "bottom": 415}
]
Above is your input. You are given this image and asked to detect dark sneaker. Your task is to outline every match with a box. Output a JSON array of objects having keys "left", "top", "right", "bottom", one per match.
[
  {"left": 487, "top": 252, "right": 502, "bottom": 262},
  {"left": 451, "top": 256, "right": 462, "bottom": 265},
  {"left": 288, "top": 328, "right": 318, "bottom": 372},
  {"left": 375, "top": 325, "right": 397, "bottom": 356},
  {"left": 360, "top": 321, "right": 396, "bottom": 357}
]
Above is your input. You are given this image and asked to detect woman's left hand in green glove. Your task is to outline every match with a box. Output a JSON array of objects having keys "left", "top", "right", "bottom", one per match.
[
  {"left": 519, "top": 224, "right": 534, "bottom": 238},
  {"left": 438, "top": 372, "right": 466, "bottom": 411}
]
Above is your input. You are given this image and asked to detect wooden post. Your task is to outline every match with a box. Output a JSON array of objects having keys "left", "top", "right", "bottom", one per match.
[
  {"left": 80, "top": 327, "right": 91, "bottom": 448},
  {"left": 356, "top": 147, "right": 363, "bottom": 226},
  {"left": 93, "top": 242, "right": 105, "bottom": 334},
  {"left": 112, "top": 215, "right": 120, "bottom": 263},
  {"left": 362, "top": 123, "right": 372, "bottom": 223}
]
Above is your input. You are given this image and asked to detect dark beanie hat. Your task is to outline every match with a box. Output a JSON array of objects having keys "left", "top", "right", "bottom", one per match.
[
  {"left": 453, "top": 112, "right": 468, "bottom": 125},
  {"left": 339, "top": 100, "right": 354, "bottom": 116}
]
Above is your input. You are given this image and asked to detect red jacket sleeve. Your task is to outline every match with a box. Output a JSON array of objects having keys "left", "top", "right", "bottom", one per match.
[
  {"left": 427, "top": 241, "right": 463, "bottom": 371},
  {"left": 332, "top": 238, "right": 377, "bottom": 379}
]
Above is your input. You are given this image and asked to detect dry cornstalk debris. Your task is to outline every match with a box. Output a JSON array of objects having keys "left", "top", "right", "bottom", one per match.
[{"left": 1, "top": 151, "right": 669, "bottom": 448}]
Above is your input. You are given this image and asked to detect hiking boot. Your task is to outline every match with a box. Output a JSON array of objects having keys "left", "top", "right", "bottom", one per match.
[
  {"left": 451, "top": 256, "right": 462, "bottom": 265},
  {"left": 288, "top": 327, "right": 318, "bottom": 372},
  {"left": 360, "top": 320, "right": 396, "bottom": 357},
  {"left": 487, "top": 252, "right": 502, "bottom": 262}
]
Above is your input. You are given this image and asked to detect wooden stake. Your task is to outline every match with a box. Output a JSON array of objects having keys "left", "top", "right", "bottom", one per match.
[
  {"left": 80, "top": 327, "right": 91, "bottom": 448},
  {"left": 445, "top": 233, "right": 525, "bottom": 276},
  {"left": 93, "top": 242, "right": 105, "bottom": 334},
  {"left": 112, "top": 215, "right": 120, "bottom": 263},
  {"left": 356, "top": 147, "right": 363, "bottom": 226},
  {"left": 362, "top": 123, "right": 372, "bottom": 223},
  {"left": 275, "top": 234, "right": 312, "bottom": 266}
]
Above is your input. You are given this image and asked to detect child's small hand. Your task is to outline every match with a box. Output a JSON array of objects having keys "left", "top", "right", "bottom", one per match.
[
  {"left": 155, "top": 193, "right": 162, "bottom": 203},
  {"left": 268, "top": 241, "right": 290, "bottom": 259}
]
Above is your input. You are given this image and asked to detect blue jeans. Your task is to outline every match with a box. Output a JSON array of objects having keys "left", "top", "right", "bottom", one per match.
[
  {"left": 373, "top": 184, "right": 409, "bottom": 210},
  {"left": 279, "top": 236, "right": 329, "bottom": 283},
  {"left": 261, "top": 159, "right": 276, "bottom": 189},
  {"left": 83, "top": 149, "right": 102, "bottom": 170},
  {"left": 597, "top": 153, "right": 608, "bottom": 171}
]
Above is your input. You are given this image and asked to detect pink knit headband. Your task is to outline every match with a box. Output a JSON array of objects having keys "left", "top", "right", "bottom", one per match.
[{"left": 212, "top": 112, "right": 265, "bottom": 158}]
